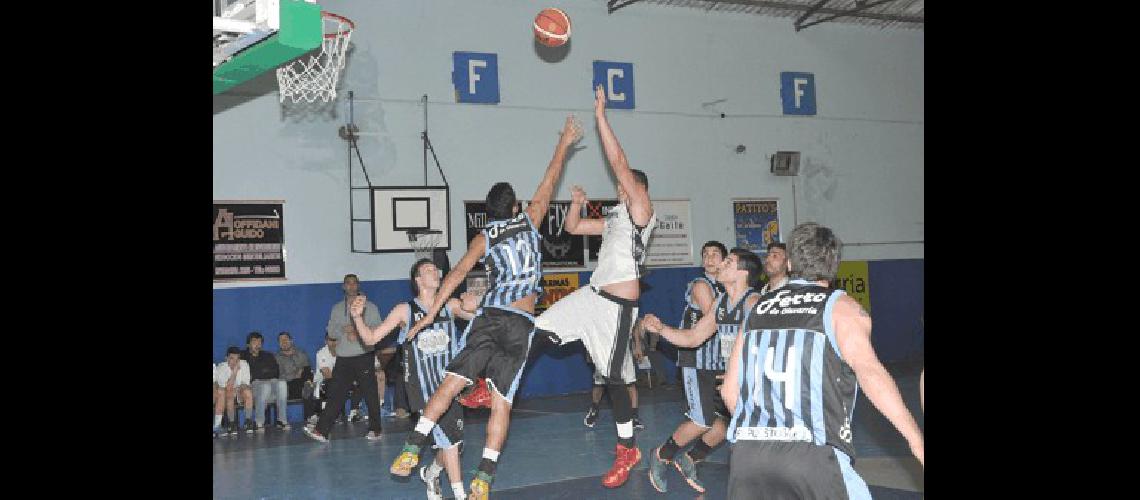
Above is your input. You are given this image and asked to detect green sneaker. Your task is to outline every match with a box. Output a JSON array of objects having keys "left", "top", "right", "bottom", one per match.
[
  {"left": 648, "top": 446, "right": 669, "bottom": 493},
  {"left": 674, "top": 451, "right": 705, "bottom": 493}
]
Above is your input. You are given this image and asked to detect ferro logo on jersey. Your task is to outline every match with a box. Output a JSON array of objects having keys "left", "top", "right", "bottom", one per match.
[{"left": 755, "top": 290, "right": 827, "bottom": 316}]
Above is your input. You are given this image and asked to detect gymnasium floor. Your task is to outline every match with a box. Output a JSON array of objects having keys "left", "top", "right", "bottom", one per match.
[{"left": 213, "top": 361, "right": 923, "bottom": 499}]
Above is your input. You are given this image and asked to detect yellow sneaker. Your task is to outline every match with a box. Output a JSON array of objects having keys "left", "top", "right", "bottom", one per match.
[
  {"left": 390, "top": 444, "right": 421, "bottom": 476},
  {"left": 470, "top": 470, "right": 494, "bottom": 500}
]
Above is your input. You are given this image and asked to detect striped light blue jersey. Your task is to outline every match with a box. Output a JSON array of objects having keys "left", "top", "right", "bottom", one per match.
[
  {"left": 708, "top": 287, "right": 759, "bottom": 371},
  {"left": 481, "top": 212, "right": 543, "bottom": 308},
  {"left": 726, "top": 280, "right": 859, "bottom": 459},
  {"left": 676, "top": 275, "right": 723, "bottom": 368},
  {"left": 402, "top": 298, "right": 464, "bottom": 405}
]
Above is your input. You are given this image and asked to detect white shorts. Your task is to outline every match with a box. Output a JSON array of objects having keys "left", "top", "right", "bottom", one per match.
[{"left": 536, "top": 286, "right": 637, "bottom": 385}]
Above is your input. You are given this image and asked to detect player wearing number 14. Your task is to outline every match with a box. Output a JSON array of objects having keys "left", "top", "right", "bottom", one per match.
[
  {"left": 389, "top": 115, "right": 584, "bottom": 500},
  {"left": 720, "top": 223, "right": 923, "bottom": 499}
]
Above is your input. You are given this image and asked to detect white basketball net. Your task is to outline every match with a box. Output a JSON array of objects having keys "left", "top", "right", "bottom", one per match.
[
  {"left": 276, "top": 12, "right": 354, "bottom": 104},
  {"left": 408, "top": 232, "right": 442, "bottom": 261}
]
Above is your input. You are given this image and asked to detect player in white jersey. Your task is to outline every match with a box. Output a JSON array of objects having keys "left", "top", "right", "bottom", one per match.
[{"left": 534, "top": 85, "right": 655, "bottom": 489}]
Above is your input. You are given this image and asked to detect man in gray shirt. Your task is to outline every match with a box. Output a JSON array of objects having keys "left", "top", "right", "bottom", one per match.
[
  {"left": 275, "top": 331, "right": 311, "bottom": 400},
  {"left": 307, "top": 274, "right": 385, "bottom": 441}
]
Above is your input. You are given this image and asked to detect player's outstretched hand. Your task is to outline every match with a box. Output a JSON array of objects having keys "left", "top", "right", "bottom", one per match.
[
  {"left": 594, "top": 85, "right": 607, "bottom": 114},
  {"left": 571, "top": 185, "right": 588, "bottom": 205},
  {"left": 560, "top": 115, "right": 583, "bottom": 147}
]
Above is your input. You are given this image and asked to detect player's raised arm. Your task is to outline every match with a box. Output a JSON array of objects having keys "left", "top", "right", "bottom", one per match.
[
  {"left": 526, "top": 115, "right": 583, "bottom": 224},
  {"left": 564, "top": 185, "right": 604, "bottom": 235},
  {"left": 594, "top": 85, "right": 651, "bottom": 225}
]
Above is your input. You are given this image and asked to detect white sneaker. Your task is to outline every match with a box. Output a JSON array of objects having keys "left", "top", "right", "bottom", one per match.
[
  {"left": 420, "top": 464, "right": 443, "bottom": 500},
  {"left": 365, "top": 430, "right": 382, "bottom": 441}
]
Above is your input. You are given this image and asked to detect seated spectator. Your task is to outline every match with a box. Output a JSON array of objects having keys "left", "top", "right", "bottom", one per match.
[
  {"left": 215, "top": 347, "right": 254, "bottom": 436},
  {"left": 242, "top": 332, "right": 289, "bottom": 432},
  {"left": 275, "top": 331, "right": 311, "bottom": 400}
]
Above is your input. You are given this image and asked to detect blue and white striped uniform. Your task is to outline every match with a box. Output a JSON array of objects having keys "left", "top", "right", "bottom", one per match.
[
  {"left": 402, "top": 299, "right": 464, "bottom": 409},
  {"left": 727, "top": 280, "right": 858, "bottom": 458},
  {"left": 725, "top": 279, "right": 870, "bottom": 499},
  {"left": 481, "top": 212, "right": 543, "bottom": 309},
  {"left": 713, "top": 287, "right": 759, "bottom": 366},
  {"left": 675, "top": 275, "right": 725, "bottom": 370}
]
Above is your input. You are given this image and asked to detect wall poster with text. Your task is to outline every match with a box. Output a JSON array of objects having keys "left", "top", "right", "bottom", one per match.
[
  {"left": 213, "top": 201, "right": 285, "bottom": 281},
  {"left": 733, "top": 199, "right": 780, "bottom": 256}
]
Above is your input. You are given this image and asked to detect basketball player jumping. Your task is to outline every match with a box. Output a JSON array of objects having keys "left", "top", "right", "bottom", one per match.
[
  {"left": 343, "top": 259, "right": 479, "bottom": 500},
  {"left": 387, "top": 115, "right": 583, "bottom": 500},
  {"left": 533, "top": 85, "right": 655, "bottom": 489},
  {"left": 721, "top": 223, "right": 924, "bottom": 498},
  {"left": 641, "top": 247, "right": 763, "bottom": 493}
]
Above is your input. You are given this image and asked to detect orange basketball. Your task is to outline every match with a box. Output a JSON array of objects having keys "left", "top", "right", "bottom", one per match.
[{"left": 534, "top": 8, "right": 571, "bottom": 47}]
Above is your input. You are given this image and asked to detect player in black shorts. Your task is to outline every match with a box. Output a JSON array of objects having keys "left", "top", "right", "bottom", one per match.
[
  {"left": 643, "top": 247, "right": 763, "bottom": 493},
  {"left": 347, "top": 259, "right": 479, "bottom": 499},
  {"left": 388, "top": 116, "right": 582, "bottom": 500},
  {"left": 721, "top": 223, "right": 924, "bottom": 499}
]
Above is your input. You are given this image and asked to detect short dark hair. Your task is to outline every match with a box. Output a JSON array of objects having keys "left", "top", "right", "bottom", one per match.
[
  {"left": 226, "top": 346, "right": 241, "bottom": 356},
  {"left": 344, "top": 273, "right": 358, "bottom": 282},
  {"left": 787, "top": 223, "right": 842, "bottom": 282},
  {"left": 278, "top": 331, "right": 292, "bottom": 340},
  {"left": 767, "top": 242, "right": 787, "bottom": 253},
  {"left": 701, "top": 240, "right": 727, "bottom": 259},
  {"left": 730, "top": 248, "right": 763, "bottom": 287},
  {"left": 246, "top": 331, "right": 263, "bottom": 344},
  {"left": 410, "top": 258, "right": 435, "bottom": 296},
  {"left": 485, "top": 182, "right": 517, "bottom": 220},
  {"left": 630, "top": 169, "right": 649, "bottom": 189}
]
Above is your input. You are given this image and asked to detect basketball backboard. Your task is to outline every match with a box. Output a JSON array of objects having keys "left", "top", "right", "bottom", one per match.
[
  {"left": 213, "top": 0, "right": 322, "bottom": 95},
  {"left": 362, "top": 186, "right": 452, "bottom": 253}
]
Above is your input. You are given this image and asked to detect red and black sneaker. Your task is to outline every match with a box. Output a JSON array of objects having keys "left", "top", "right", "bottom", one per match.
[
  {"left": 601, "top": 443, "right": 642, "bottom": 488},
  {"left": 458, "top": 378, "right": 492, "bottom": 409}
]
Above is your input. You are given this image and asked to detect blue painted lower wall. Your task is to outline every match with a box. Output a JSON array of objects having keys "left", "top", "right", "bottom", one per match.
[{"left": 213, "top": 260, "right": 923, "bottom": 400}]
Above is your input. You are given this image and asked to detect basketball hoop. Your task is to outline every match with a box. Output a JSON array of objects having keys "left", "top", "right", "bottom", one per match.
[
  {"left": 407, "top": 230, "right": 443, "bottom": 261},
  {"left": 276, "top": 11, "right": 354, "bottom": 104}
]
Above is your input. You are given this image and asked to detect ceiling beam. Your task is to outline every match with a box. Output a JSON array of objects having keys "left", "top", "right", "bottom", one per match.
[
  {"left": 697, "top": 0, "right": 924, "bottom": 24},
  {"left": 795, "top": 0, "right": 902, "bottom": 31},
  {"left": 608, "top": 0, "right": 647, "bottom": 13},
  {"left": 794, "top": 0, "right": 832, "bottom": 27}
]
